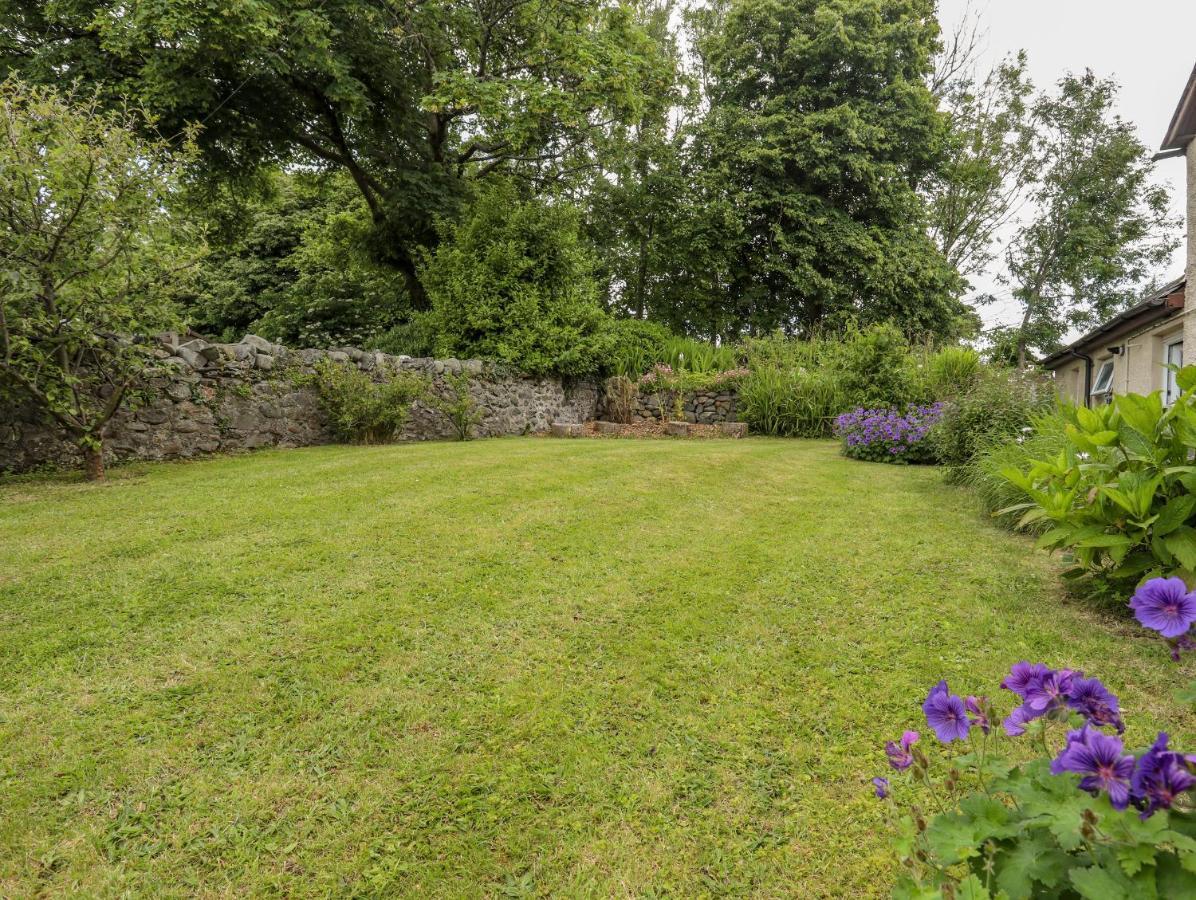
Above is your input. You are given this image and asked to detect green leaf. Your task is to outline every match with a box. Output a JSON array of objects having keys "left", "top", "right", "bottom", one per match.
[
  {"left": 954, "top": 874, "right": 992, "bottom": 899},
  {"left": 1069, "top": 863, "right": 1141, "bottom": 899},
  {"left": 1164, "top": 527, "right": 1196, "bottom": 570},
  {"left": 994, "top": 831, "right": 1072, "bottom": 899},
  {"left": 1152, "top": 495, "right": 1196, "bottom": 537}
]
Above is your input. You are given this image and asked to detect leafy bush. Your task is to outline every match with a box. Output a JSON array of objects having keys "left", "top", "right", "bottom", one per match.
[
  {"left": 421, "top": 181, "right": 612, "bottom": 377},
  {"left": 309, "top": 358, "right": 425, "bottom": 443},
  {"left": 932, "top": 368, "right": 1054, "bottom": 480},
  {"left": 424, "top": 371, "right": 483, "bottom": 441},
  {"left": 738, "top": 365, "right": 847, "bottom": 437},
  {"left": 877, "top": 661, "right": 1196, "bottom": 898},
  {"left": 606, "top": 317, "right": 673, "bottom": 378},
  {"left": 924, "top": 345, "right": 982, "bottom": 399},
  {"left": 963, "top": 408, "right": 1071, "bottom": 531},
  {"left": 834, "top": 404, "right": 943, "bottom": 463},
  {"left": 1001, "top": 371, "right": 1196, "bottom": 593},
  {"left": 837, "top": 323, "right": 927, "bottom": 410},
  {"left": 369, "top": 311, "right": 440, "bottom": 358}
]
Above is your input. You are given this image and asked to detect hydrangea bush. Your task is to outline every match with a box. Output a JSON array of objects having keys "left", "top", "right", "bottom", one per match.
[
  {"left": 875, "top": 577, "right": 1196, "bottom": 897},
  {"left": 835, "top": 403, "right": 944, "bottom": 464},
  {"left": 1000, "top": 369, "right": 1196, "bottom": 595}
]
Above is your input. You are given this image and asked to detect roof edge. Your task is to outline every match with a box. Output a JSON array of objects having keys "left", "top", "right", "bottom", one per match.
[
  {"left": 1161, "top": 63, "right": 1196, "bottom": 151},
  {"left": 1038, "top": 276, "right": 1187, "bottom": 368}
]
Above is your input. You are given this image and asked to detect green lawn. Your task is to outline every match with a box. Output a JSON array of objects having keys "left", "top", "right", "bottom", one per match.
[{"left": 2, "top": 438, "right": 1192, "bottom": 897}]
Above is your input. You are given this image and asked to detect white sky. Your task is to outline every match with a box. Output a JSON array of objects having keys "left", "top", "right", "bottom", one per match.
[{"left": 936, "top": 0, "right": 1196, "bottom": 332}]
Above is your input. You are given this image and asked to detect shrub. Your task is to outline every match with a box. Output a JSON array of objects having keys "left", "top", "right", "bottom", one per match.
[
  {"left": 424, "top": 371, "right": 483, "bottom": 441},
  {"left": 876, "top": 662, "right": 1196, "bottom": 898},
  {"left": 369, "top": 311, "right": 440, "bottom": 358},
  {"left": 834, "top": 404, "right": 943, "bottom": 464},
  {"left": 1001, "top": 371, "right": 1196, "bottom": 594},
  {"left": 738, "top": 365, "right": 846, "bottom": 437},
  {"left": 963, "top": 408, "right": 1071, "bottom": 531},
  {"left": 932, "top": 367, "right": 1055, "bottom": 480},
  {"left": 837, "top": 323, "right": 925, "bottom": 410},
  {"left": 309, "top": 358, "right": 425, "bottom": 443},
  {"left": 420, "top": 181, "right": 612, "bottom": 377},
  {"left": 606, "top": 317, "right": 673, "bottom": 378},
  {"left": 924, "top": 345, "right": 982, "bottom": 398},
  {"left": 603, "top": 375, "right": 637, "bottom": 424}
]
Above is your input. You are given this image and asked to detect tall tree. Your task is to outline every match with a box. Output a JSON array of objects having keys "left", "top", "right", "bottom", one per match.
[
  {"left": 682, "top": 0, "right": 966, "bottom": 337},
  {"left": 1, "top": 0, "right": 673, "bottom": 304},
  {"left": 0, "top": 81, "right": 202, "bottom": 480},
  {"left": 999, "top": 72, "right": 1180, "bottom": 365},
  {"left": 924, "top": 53, "right": 1037, "bottom": 282}
]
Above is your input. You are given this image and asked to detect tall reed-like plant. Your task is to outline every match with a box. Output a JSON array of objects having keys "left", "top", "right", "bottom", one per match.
[{"left": 737, "top": 366, "right": 847, "bottom": 437}]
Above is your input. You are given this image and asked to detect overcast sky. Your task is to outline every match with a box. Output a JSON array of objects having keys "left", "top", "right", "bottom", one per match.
[{"left": 936, "top": 0, "right": 1196, "bottom": 332}]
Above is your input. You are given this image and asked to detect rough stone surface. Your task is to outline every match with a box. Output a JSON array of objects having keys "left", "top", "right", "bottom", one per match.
[
  {"left": 1, "top": 335, "right": 599, "bottom": 473},
  {"left": 665, "top": 421, "right": 690, "bottom": 437},
  {"left": 718, "top": 422, "right": 749, "bottom": 438},
  {"left": 596, "top": 421, "right": 622, "bottom": 435},
  {"left": 605, "top": 388, "right": 740, "bottom": 425},
  {"left": 550, "top": 422, "right": 584, "bottom": 438}
]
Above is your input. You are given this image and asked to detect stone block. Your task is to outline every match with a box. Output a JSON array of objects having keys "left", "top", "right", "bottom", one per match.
[
  {"left": 240, "top": 334, "right": 275, "bottom": 354},
  {"left": 665, "top": 421, "right": 689, "bottom": 437},
  {"left": 718, "top": 422, "right": 748, "bottom": 438},
  {"left": 255, "top": 354, "right": 275, "bottom": 371},
  {"left": 596, "top": 421, "right": 622, "bottom": 435},
  {"left": 550, "top": 422, "right": 583, "bottom": 437},
  {"left": 174, "top": 347, "right": 205, "bottom": 369}
]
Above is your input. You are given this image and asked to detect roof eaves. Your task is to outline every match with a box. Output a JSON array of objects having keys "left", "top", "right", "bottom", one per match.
[
  {"left": 1038, "top": 276, "right": 1186, "bottom": 368},
  {"left": 1161, "top": 63, "right": 1196, "bottom": 152}
]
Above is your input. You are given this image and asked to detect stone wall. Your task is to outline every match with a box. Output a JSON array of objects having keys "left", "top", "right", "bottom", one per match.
[
  {"left": 0, "top": 334, "right": 598, "bottom": 474},
  {"left": 603, "top": 388, "right": 739, "bottom": 425}
]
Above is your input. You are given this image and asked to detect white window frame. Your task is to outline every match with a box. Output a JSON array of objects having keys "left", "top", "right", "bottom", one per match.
[
  {"left": 1165, "top": 339, "right": 1184, "bottom": 406},
  {"left": 1090, "top": 359, "right": 1115, "bottom": 399}
]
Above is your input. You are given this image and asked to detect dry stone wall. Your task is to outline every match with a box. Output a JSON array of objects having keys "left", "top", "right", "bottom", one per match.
[
  {"left": 0, "top": 334, "right": 598, "bottom": 474},
  {"left": 606, "top": 389, "right": 739, "bottom": 425}
]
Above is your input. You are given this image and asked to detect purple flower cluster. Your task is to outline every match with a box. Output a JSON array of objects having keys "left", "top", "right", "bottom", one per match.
[
  {"left": 1130, "top": 578, "right": 1196, "bottom": 659},
  {"left": 834, "top": 403, "right": 944, "bottom": 464},
  {"left": 1050, "top": 725, "right": 1196, "bottom": 817},
  {"left": 1000, "top": 662, "right": 1124, "bottom": 735}
]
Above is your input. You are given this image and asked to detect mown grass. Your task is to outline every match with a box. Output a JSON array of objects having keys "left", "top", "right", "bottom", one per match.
[{"left": 1, "top": 438, "right": 1192, "bottom": 897}]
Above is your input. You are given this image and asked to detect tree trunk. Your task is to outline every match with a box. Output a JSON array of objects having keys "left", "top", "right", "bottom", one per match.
[{"left": 81, "top": 441, "right": 105, "bottom": 482}]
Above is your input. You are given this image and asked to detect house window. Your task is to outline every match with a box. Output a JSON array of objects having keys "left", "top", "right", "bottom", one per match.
[
  {"left": 1091, "top": 359, "right": 1115, "bottom": 402},
  {"left": 1165, "top": 340, "right": 1184, "bottom": 406}
]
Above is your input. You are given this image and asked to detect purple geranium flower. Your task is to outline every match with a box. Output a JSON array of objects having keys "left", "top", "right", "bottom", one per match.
[
  {"left": 1001, "top": 662, "right": 1050, "bottom": 698},
  {"left": 1131, "top": 732, "right": 1196, "bottom": 819},
  {"left": 1051, "top": 725, "right": 1135, "bottom": 810},
  {"left": 1002, "top": 704, "right": 1038, "bottom": 736},
  {"left": 965, "top": 696, "right": 990, "bottom": 734},
  {"left": 872, "top": 776, "right": 890, "bottom": 799},
  {"left": 1066, "top": 675, "right": 1125, "bottom": 734},
  {"left": 884, "top": 730, "right": 919, "bottom": 771},
  {"left": 1130, "top": 577, "right": 1196, "bottom": 638},
  {"left": 1024, "top": 668, "right": 1075, "bottom": 713},
  {"left": 923, "top": 680, "right": 970, "bottom": 743}
]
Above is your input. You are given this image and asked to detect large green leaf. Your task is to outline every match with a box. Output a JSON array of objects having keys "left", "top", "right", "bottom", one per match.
[
  {"left": 1164, "top": 527, "right": 1196, "bottom": 570},
  {"left": 994, "top": 831, "right": 1072, "bottom": 899},
  {"left": 1152, "top": 495, "right": 1196, "bottom": 537}
]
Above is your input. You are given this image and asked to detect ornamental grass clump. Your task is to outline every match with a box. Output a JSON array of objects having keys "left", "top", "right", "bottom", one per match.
[
  {"left": 874, "top": 655, "right": 1196, "bottom": 896},
  {"left": 834, "top": 403, "right": 943, "bottom": 464}
]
